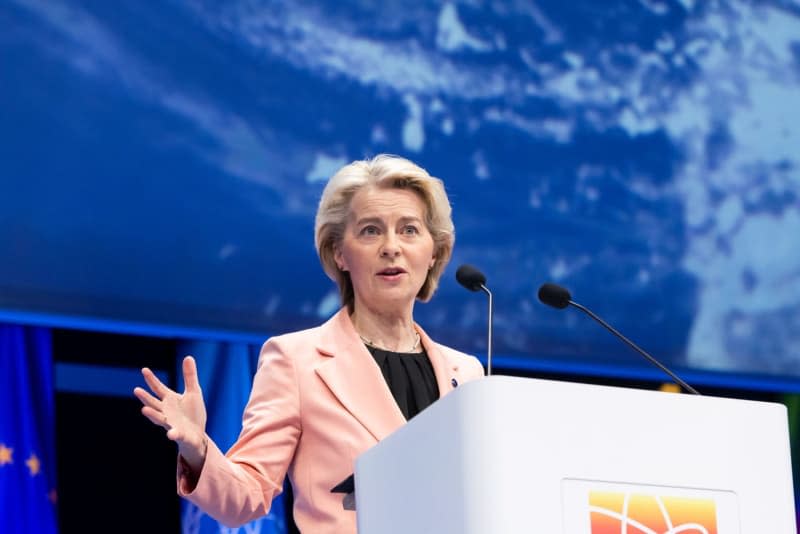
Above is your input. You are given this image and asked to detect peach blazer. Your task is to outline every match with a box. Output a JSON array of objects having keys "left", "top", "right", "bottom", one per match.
[{"left": 178, "top": 307, "right": 485, "bottom": 533}]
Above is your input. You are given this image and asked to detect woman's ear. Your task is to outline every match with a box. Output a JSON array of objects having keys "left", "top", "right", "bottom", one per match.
[{"left": 334, "top": 246, "right": 346, "bottom": 271}]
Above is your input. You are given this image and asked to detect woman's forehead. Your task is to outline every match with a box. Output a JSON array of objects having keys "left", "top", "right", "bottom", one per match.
[{"left": 347, "top": 187, "right": 426, "bottom": 219}]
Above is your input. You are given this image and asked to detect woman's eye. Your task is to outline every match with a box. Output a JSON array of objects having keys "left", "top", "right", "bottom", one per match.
[
  {"left": 402, "top": 225, "right": 419, "bottom": 235},
  {"left": 360, "top": 225, "right": 379, "bottom": 236}
]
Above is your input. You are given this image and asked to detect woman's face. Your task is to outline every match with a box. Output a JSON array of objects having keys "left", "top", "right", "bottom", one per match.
[{"left": 335, "top": 187, "right": 436, "bottom": 315}]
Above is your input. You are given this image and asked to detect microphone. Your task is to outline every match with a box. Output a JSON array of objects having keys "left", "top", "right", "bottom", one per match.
[
  {"left": 537, "top": 282, "right": 700, "bottom": 395},
  {"left": 538, "top": 283, "right": 570, "bottom": 309},
  {"left": 455, "top": 264, "right": 486, "bottom": 291},
  {"left": 456, "top": 264, "right": 493, "bottom": 376}
]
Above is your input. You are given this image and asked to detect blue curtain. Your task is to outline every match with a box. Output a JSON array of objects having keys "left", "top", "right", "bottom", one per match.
[
  {"left": 177, "top": 340, "right": 288, "bottom": 534},
  {"left": 0, "top": 324, "right": 58, "bottom": 534}
]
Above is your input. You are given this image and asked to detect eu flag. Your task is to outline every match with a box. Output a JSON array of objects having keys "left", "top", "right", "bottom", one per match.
[
  {"left": 177, "top": 340, "right": 288, "bottom": 534},
  {"left": 0, "top": 324, "right": 58, "bottom": 533}
]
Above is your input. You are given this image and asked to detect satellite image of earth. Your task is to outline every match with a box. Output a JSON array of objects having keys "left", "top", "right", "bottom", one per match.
[{"left": 2, "top": 0, "right": 799, "bottom": 381}]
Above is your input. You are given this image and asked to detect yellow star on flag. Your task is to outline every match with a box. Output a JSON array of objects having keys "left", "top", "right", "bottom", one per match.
[
  {"left": 0, "top": 443, "right": 13, "bottom": 466},
  {"left": 26, "top": 453, "right": 41, "bottom": 476}
]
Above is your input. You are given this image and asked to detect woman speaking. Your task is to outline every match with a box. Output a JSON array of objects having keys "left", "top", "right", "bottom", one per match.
[{"left": 134, "top": 154, "right": 485, "bottom": 533}]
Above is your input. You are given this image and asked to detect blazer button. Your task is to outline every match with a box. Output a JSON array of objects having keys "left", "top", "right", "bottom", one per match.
[{"left": 451, "top": 378, "right": 458, "bottom": 388}]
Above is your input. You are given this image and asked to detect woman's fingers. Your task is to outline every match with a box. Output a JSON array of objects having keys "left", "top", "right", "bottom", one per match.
[
  {"left": 142, "top": 407, "right": 191, "bottom": 446},
  {"left": 133, "top": 386, "right": 162, "bottom": 411},
  {"left": 136, "top": 360, "right": 206, "bottom": 449},
  {"left": 182, "top": 356, "right": 201, "bottom": 394},
  {"left": 141, "top": 367, "right": 171, "bottom": 398},
  {"left": 141, "top": 405, "right": 170, "bottom": 429}
]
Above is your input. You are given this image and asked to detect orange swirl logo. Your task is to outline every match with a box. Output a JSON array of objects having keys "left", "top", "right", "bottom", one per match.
[{"left": 589, "top": 491, "right": 717, "bottom": 534}]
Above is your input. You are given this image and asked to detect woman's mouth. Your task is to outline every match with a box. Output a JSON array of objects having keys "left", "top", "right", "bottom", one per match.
[{"left": 377, "top": 267, "right": 406, "bottom": 276}]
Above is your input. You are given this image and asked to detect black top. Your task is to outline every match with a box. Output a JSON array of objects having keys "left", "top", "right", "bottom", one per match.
[{"left": 365, "top": 345, "right": 440, "bottom": 420}]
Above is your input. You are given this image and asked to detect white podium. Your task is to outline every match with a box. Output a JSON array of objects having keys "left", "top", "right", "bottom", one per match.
[{"left": 354, "top": 376, "right": 796, "bottom": 533}]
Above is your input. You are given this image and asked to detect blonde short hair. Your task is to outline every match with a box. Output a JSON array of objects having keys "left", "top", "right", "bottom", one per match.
[{"left": 315, "top": 154, "right": 455, "bottom": 311}]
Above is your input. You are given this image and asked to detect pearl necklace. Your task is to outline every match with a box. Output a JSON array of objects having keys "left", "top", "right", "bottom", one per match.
[{"left": 359, "top": 331, "right": 421, "bottom": 353}]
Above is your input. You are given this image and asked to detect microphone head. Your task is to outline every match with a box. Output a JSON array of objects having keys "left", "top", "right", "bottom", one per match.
[
  {"left": 455, "top": 264, "right": 487, "bottom": 292},
  {"left": 538, "top": 282, "right": 571, "bottom": 309}
]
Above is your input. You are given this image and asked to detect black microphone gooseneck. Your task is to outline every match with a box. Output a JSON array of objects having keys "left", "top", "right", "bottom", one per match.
[
  {"left": 537, "top": 283, "right": 700, "bottom": 395},
  {"left": 456, "top": 264, "right": 493, "bottom": 376}
]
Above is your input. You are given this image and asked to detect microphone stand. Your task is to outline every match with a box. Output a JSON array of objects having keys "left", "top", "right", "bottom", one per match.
[
  {"left": 480, "top": 283, "right": 493, "bottom": 376},
  {"left": 455, "top": 264, "right": 494, "bottom": 377},
  {"left": 569, "top": 300, "right": 700, "bottom": 395}
]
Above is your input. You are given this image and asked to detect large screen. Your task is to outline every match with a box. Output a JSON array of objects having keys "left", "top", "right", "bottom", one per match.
[{"left": 2, "top": 1, "right": 799, "bottom": 387}]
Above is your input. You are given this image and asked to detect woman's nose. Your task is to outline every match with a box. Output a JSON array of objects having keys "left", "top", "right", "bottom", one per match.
[
  {"left": 380, "top": 237, "right": 401, "bottom": 257},
  {"left": 380, "top": 247, "right": 401, "bottom": 257}
]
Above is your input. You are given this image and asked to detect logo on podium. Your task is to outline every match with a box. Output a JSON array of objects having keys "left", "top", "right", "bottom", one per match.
[
  {"left": 588, "top": 491, "right": 717, "bottom": 534},
  {"left": 562, "top": 479, "right": 739, "bottom": 534}
]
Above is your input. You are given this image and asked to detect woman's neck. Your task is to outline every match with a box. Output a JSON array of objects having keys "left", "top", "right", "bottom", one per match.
[{"left": 350, "top": 306, "right": 419, "bottom": 353}]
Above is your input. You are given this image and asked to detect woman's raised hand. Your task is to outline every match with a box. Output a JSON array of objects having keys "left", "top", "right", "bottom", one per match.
[{"left": 134, "top": 355, "right": 209, "bottom": 472}]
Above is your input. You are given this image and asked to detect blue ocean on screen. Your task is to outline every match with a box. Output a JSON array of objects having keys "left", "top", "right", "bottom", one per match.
[{"left": 1, "top": 1, "right": 798, "bottom": 382}]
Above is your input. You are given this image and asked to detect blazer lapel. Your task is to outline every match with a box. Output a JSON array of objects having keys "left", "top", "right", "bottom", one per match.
[{"left": 314, "top": 309, "right": 406, "bottom": 441}]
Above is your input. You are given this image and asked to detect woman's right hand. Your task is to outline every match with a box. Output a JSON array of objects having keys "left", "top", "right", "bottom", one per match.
[{"left": 134, "top": 356, "right": 208, "bottom": 473}]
